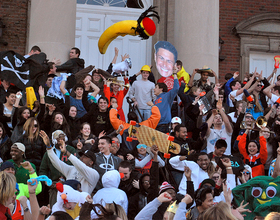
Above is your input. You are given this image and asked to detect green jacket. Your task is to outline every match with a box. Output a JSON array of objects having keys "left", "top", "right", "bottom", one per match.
[{"left": 39, "top": 145, "right": 76, "bottom": 181}]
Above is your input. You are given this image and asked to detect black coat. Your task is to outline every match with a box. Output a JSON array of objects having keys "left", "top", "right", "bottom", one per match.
[{"left": 16, "top": 135, "right": 46, "bottom": 172}]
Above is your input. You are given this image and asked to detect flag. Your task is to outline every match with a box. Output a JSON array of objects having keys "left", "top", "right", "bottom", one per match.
[
  {"left": 0, "top": 50, "right": 30, "bottom": 90},
  {"left": 0, "top": 50, "right": 49, "bottom": 91}
]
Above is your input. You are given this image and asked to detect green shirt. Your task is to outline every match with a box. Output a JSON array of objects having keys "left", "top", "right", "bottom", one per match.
[{"left": 8, "top": 159, "right": 36, "bottom": 184}]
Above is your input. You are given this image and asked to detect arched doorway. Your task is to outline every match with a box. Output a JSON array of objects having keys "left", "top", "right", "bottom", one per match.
[{"left": 234, "top": 13, "right": 280, "bottom": 78}]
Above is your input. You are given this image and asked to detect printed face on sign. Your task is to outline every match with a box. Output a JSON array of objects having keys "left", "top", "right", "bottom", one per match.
[{"left": 154, "top": 41, "right": 177, "bottom": 78}]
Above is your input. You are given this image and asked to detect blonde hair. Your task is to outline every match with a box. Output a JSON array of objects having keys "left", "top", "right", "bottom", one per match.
[
  {"left": 105, "top": 203, "right": 128, "bottom": 220},
  {"left": 23, "top": 117, "right": 39, "bottom": 143},
  {"left": 265, "top": 212, "right": 280, "bottom": 220},
  {"left": 202, "top": 202, "right": 237, "bottom": 220},
  {"left": 0, "top": 171, "right": 16, "bottom": 205}
]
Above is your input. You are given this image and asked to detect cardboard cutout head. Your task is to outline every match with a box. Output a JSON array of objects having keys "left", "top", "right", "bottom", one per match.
[{"left": 154, "top": 41, "right": 177, "bottom": 77}]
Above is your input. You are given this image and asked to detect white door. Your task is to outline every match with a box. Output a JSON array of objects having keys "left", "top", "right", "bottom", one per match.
[
  {"left": 250, "top": 52, "right": 280, "bottom": 80},
  {"left": 76, "top": 1, "right": 153, "bottom": 120}
]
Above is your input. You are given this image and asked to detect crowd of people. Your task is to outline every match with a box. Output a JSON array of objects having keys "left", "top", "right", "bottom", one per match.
[{"left": 1, "top": 42, "right": 280, "bottom": 220}]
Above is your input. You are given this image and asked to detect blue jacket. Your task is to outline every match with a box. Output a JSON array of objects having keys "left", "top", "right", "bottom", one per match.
[
  {"left": 225, "top": 77, "right": 234, "bottom": 106},
  {"left": 154, "top": 79, "right": 179, "bottom": 125}
]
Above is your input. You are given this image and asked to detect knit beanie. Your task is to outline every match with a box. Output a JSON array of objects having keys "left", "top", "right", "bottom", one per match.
[{"left": 159, "top": 181, "right": 175, "bottom": 194}]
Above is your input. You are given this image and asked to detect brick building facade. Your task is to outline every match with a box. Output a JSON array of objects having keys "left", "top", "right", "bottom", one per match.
[
  {"left": 0, "top": 0, "right": 28, "bottom": 54},
  {"left": 219, "top": 0, "right": 280, "bottom": 82}
]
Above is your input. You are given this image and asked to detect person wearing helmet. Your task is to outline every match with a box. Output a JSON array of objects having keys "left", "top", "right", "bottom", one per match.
[
  {"left": 129, "top": 65, "right": 155, "bottom": 86},
  {"left": 128, "top": 65, "right": 156, "bottom": 122}
]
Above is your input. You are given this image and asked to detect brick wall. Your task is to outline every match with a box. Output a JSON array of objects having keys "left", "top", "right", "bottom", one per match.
[
  {"left": 219, "top": 0, "right": 280, "bottom": 83},
  {"left": 0, "top": 0, "right": 28, "bottom": 55}
]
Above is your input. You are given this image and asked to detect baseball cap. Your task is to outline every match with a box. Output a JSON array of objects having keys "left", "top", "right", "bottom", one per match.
[
  {"left": 171, "top": 117, "right": 182, "bottom": 124},
  {"left": 12, "top": 143, "right": 25, "bottom": 153},
  {"left": 78, "top": 150, "right": 96, "bottom": 163}
]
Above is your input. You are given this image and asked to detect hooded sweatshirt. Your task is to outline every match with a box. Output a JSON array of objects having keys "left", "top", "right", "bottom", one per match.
[{"left": 93, "top": 170, "right": 128, "bottom": 213}]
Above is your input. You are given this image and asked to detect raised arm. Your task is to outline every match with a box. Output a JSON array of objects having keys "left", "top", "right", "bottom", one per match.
[
  {"left": 235, "top": 70, "right": 256, "bottom": 96},
  {"left": 212, "top": 70, "right": 219, "bottom": 84},
  {"left": 206, "top": 110, "right": 215, "bottom": 137},
  {"left": 60, "top": 75, "right": 68, "bottom": 95},
  {"left": 263, "top": 81, "right": 280, "bottom": 99},
  {"left": 111, "top": 47, "right": 119, "bottom": 64},
  {"left": 89, "top": 81, "right": 101, "bottom": 98},
  {"left": 238, "top": 131, "right": 249, "bottom": 160},
  {"left": 188, "top": 69, "right": 198, "bottom": 88},
  {"left": 267, "top": 67, "right": 277, "bottom": 82},
  {"left": 217, "top": 100, "right": 233, "bottom": 134}
]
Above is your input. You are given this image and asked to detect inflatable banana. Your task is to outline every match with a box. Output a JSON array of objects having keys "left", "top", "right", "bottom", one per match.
[{"left": 98, "top": 6, "right": 160, "bottom": 54}]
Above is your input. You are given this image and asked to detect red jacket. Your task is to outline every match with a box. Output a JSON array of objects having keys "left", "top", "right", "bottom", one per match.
[
  {"left": 238, "top": 133, "right": 267, "bottom": 177},
  {"left": 104, "top": 78, "right": 129, "bottom": 121},
  {"left": 0, "top": 203, "right": 12, "bottom": 220}
]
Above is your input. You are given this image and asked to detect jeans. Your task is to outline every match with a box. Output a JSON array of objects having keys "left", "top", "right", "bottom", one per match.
[{"left": 136, "top": 109, "right": 152, "bottom": 122}]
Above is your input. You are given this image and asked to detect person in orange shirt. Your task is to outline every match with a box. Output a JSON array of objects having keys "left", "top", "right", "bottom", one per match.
[
  {"left": 103, "top": 77, "right": 129, "bottom": 121},
  {"left": 238, "top": 129, "right": 267, "bottom": 177}
]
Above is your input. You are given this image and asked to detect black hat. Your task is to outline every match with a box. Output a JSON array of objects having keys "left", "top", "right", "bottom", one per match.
[
  {"left": 64, "top": 179, "right": 81, "bottom": 191},
  {"left": 199, "top": 178, "right": 216, "bottom": 189},
  {"left": 79, "top": 150, "right": 96, "bottom": 163},
  {"left": 0, "top": 161, "right": 15, "bottom": 171}
]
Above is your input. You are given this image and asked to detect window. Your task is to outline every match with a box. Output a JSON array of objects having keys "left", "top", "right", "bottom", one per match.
[{"left": 77, "top": 0, "right": 144, "bottom": 8}]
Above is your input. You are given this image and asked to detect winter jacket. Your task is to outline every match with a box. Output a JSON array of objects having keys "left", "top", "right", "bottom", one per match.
[
  {"left": 47, "top": 148, "right": 99, "bottom": 194},
  {"left": 93, "top": 152, "right": 122, "bottom": 190},
  {"left": 82, "top": 103, "right": 114, "bottom": 137},
  {"left": 119, "top": 170, "right": 141, "bottom": 199},
  {"left": 0, "top": 135, "right": 12, "bottom": 161},
  {"left": 16, "top": 135, "right": 46, "bottom": 172},
  {"left": 39, "top": 145, "right": 76, "bottom": 181},
  {"left": 238, "top": 133, "right": 267, "bottom": 177},
  {"left": 93, "top": 170, "right": 128, "bottom": 213}
]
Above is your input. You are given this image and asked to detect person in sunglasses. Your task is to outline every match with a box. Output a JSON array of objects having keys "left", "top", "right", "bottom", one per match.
[
  {"left": 238, "top": 164, "right": 253, "bottom": 184},
  {"left": 16, "top": 117, "right": 45, "bottom": 172},
  {"left": 130, "top": 144, "right": 165, "bottom": 174}
]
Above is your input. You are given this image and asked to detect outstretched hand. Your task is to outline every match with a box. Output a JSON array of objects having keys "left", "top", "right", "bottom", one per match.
[{"left": 39, "top": 130, "right": 51, "bottom": 148}]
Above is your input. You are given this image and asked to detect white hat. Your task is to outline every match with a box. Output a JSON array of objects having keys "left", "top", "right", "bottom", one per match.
[
  {"left": 52, "top": 130, "right": 68, "bottom": 145},
  {"left": 244, "top": 164, "right": 253, "bottom": 179},
  {"left": 12, "top": 143, "right": 25, "bottom": 153},
  {"left": 171, "top": 117, "right": 182, "bottom": 124}
]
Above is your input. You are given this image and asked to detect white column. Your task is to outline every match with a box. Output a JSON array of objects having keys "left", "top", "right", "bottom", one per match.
[
  {"left": 174, "top": 0, "right": 219, "bottom": 78},
  {"left": 27, "top": 0, "right": 76, "bottom": 62}
]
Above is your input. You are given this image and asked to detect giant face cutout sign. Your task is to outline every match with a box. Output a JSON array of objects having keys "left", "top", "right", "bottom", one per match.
[{"left": 154, "top": 41, "right": 177, "bottom": 78}]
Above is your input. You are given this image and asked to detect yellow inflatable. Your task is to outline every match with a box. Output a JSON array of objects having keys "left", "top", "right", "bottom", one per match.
[
  {"left": 26, "top": 86, "right": 37, "bottom": 110},
  {"left": 98, "top": 6, "right": 160, "bottom": 54}
]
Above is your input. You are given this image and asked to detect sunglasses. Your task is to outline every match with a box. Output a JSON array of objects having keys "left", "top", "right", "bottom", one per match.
[
  {"left": 212, "top": 176, "right": 219, "bottom": 180},
  {"left": 245, "top": 116, "right": 254, "bottom": 120},
  {"left": 257, "top": 84, "right": 262, "bottom": 87},
  {"left": 137, "top": 145, "right": 147, "bottom": 149},
  {"left": 243, "top": 171, "right": 250, "bottom": 175},
  {"left": 33, "top": 124, "right": 38, "bottom": 128}
]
